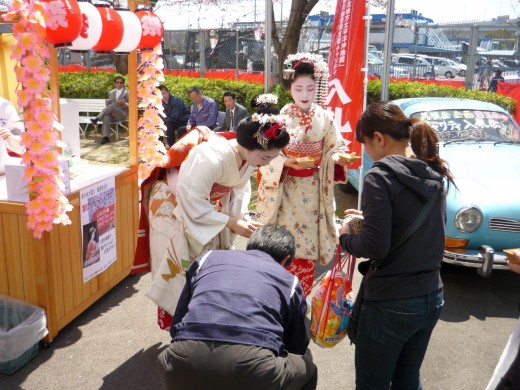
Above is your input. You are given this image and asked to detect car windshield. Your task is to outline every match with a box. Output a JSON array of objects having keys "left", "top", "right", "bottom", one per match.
[{"left": 411, "top": 109, "right": 520, "bottom": 143}]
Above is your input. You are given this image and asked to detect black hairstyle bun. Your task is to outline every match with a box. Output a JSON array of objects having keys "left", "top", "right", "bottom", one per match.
[{"left": 236, "top": 116, "right": 290, "bottom": 151}]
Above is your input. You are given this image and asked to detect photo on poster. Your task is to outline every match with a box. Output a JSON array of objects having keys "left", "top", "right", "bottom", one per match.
[{"left": 82, "top": 221, "right": 100, "bottom": 268}]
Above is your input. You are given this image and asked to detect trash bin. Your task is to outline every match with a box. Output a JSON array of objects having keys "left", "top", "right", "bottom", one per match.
[{"left": 0, "top": 296, "right": 48, "bottom": 375}]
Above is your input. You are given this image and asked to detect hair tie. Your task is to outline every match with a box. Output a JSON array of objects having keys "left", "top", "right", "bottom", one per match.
[{"left": 403, "top": 119, "right": 412, "bottom": 127}]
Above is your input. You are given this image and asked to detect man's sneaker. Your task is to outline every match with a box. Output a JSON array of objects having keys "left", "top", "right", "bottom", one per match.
[
  {"left": 100, "top": 136, "right": 110, "bottom": 145},
  {"left": 90, "top": 117, "right": 99, "bottom": 125}
]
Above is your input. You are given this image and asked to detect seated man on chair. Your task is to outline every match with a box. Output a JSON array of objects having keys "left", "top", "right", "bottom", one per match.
[
  {"left": 90, "top": 76, "right": 128, "bottom": 145},
  {"left": 158, "top": 85, "right": 190, "bottom": 147},
  {"left": 177, "top": 86, "right": 218, "bottom": 138},
  {"left": 214, "top": 92, "right": 248, "bottom": 132}
]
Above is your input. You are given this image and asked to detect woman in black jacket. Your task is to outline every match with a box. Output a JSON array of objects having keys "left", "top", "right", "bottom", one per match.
[{"left": 340, "top": 101, "right": 455, "bottom": 390}]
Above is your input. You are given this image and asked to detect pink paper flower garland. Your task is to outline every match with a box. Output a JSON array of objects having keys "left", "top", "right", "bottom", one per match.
[
  {"left": 137, "top": 46, "right": 168, "bottom": 183},
  {"left": 4, "top": 0, "right": 72, "bottom": 238}
]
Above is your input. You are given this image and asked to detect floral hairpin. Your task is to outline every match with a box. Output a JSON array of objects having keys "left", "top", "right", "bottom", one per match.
[
  {"left": 251, "top": 113, "right": 285, "bottom": 150},
  {"left": 283, "top": 53, "right": 329, "bottom": 81},
  {"left": 256, "top": 93, "right": 278, "bottom": 105}
]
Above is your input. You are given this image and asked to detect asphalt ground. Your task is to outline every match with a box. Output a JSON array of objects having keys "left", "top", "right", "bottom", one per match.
[{"left": 2, "top": 222, "right": 519, "bottom": 389}]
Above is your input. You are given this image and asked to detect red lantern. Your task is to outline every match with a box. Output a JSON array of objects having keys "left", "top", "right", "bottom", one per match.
[
  {"left": 41, "top": 0, "right": 83, "bottom": 47},
  {"left": 92, "top": 4, "right": 124, "bottom": 52},
  {"left": 134, "top": 9, "right": 163, "bottom": 50}
]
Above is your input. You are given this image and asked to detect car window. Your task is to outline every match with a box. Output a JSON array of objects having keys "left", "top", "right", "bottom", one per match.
[{"left": 411, "top": 110, "right": 520, "bottom": 143}]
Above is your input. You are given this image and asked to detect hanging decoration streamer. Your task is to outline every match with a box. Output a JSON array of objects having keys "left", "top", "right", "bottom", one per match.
[
  {"left": 3, "top": 0, "right": 73, "bottom": 238},
  {"left": 137, "top": 45, "right": 168, "bottom": 183}
]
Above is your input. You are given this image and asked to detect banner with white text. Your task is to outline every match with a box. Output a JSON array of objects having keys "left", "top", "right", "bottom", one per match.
[
  {"left": 326, "top": 0, "right": 366, "bottom": 168},
  {"left": 80, "top": 177, "right": 116, "bottom": 283}
]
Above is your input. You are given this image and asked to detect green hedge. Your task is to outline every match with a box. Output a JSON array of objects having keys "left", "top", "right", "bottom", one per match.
[
  {"left": 59, "top": 73, "right": 267, "bottom": 113},
  {"left": 59, "top": 72, "right": 517, "bottom": 114}
]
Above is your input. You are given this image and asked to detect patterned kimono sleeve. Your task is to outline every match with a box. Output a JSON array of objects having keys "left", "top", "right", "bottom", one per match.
[
  {"left": 228, "top": 173, "right": 252, "bottom": 220},
  {"left": 255, "top": 153, "right": 287, "bottom": 223},
  {"left": 323, "top": 113, "right": 347, "bottom": 184}
]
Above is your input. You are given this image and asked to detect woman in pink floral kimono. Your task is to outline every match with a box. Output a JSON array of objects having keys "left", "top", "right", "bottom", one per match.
[{"left": 256, "top": 53, "right": 350, "bottom": 296}]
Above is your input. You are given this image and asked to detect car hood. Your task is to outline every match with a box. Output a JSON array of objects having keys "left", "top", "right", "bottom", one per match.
[{"left": 442, "top": 143, "right": 520, "bottom": 204}]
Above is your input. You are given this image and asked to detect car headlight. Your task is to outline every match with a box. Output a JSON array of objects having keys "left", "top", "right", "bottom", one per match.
[{"left": 454, "top": 206, "right": 483, "bottom": 233}]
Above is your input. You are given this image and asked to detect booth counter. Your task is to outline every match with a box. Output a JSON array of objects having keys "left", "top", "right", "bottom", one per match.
[{"left": 0, "top": 165, "right": 139, "bottom": 342}]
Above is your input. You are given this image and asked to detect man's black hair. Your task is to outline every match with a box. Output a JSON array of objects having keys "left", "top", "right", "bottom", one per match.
[
  {"left": 188, "top": 86, "right": 202, "bottom": 95},
  {"left": 246, "top": 224, "right": 295, "bottom": 265},
  {"left": 158, "top": 85, "right": 169, "bottom": 92},
  {"left": 223, "top": 92, "right": 236, "bottom": 100}
]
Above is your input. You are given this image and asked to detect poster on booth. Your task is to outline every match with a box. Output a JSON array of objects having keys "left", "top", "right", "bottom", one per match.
[
  {"left": 80, "top": 177, "right": 116, "bottom": 283},
  {"left": 326, "top": 0, "right": 366, "bottom": 169}
]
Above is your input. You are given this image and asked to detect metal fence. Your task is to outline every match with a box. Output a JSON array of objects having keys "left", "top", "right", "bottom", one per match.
[{"left": 56, "top": 21, "right": 520, "bottom": 91}]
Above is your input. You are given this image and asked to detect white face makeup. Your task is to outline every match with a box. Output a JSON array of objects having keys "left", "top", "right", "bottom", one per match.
[
  {"left": 290, "top": 75, "right": 316, "bottom": 112},
  {"left": 245, "top": 147, "right": 281, "bottom": 167}
]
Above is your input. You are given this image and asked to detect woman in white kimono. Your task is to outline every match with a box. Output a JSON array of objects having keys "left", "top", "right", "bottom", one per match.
[
  {"left": 255, "top": 53, "right": 350, "bottom": 296},
  {"left": 135, "top": 106, "right": 290, "bottom": 329}
]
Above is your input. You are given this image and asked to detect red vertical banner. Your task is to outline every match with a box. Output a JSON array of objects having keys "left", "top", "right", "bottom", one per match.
[{"left": 326, "top": 0, "right": 366, "bottom": 168}]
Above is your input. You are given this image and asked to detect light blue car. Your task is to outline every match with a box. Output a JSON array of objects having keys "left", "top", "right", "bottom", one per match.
[{"left": 346, "top": 98, "right": 520, "bottom": 276}]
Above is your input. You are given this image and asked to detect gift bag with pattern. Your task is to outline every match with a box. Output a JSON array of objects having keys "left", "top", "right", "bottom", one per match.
[{"left": 310, "top": 246, "right": 356, "bottom": 348}]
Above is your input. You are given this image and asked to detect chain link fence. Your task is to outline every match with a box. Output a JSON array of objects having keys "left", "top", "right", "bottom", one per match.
[{"left": 56, "top": 19, "right": 520, "bottom": 91}]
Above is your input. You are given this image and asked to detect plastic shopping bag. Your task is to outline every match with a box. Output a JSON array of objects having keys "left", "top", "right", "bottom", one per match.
[{"left": 310, "top": 246, "right": 356, "bottom": 348}]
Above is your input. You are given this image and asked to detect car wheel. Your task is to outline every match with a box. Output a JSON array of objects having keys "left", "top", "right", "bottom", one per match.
[
  {"left": 458, "top": 70, "right": 466, "bottom": 77},
  {"left": 445, "top": 71, "right": 453, "bottom": 78}
]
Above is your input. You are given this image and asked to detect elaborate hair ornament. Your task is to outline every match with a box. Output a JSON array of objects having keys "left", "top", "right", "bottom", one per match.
[
  {"left": 283, "top": 53, "right": 329, "bottom": 81},
  {"left": 256, "top": 93, "right": 278, "bottom": 105},
  {"left": 251, "top": 113, "right": 285, "bottom": 150}
]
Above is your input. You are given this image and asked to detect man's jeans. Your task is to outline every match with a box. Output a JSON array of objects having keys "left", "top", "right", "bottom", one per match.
[{"left": 355, "top": 289, "right": 444, "bottom": 390}]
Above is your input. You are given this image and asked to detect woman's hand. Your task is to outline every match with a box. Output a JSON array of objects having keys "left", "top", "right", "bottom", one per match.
[
  {"left": 338, "top": 220, "right": 351, "bottom": 236},
  {"left": 344, "top": 208, "right": 363, "bottom": 217},
  {"left": 284, "top": 157, "right": 309, "bottom": 170},
  {"left": 335, "top": 154, "right": 349, "bottom": 167},
  {"left": 507, "top": 250, "right": 520, "bottom": 274},
  {"left": 195, "top": 126, "right": 212, "bottom": 141},
  {"left": 0, "top": 127, "right": 11, "bottom": 140},
  {"left": 339, "top": 209, "right": 363, "bottom": 236},
  {"left": 227, "top": 217, "right": 263, "bottom": 238}
]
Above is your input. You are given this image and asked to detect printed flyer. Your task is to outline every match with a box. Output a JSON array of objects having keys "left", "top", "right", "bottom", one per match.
[{"left": 80, "top": 177, "right": 116, "bottom": 283}]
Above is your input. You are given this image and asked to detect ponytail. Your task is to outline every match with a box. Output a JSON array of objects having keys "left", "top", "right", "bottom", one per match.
[
  {"left": 409, "top": 118, "right": 456, "bottom": 189},
  {"left": 358, "top": 101, "right": 457, "bottom": 189}
]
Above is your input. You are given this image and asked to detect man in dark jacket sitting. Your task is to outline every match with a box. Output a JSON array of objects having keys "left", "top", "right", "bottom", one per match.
[
  {"left": 158, "top": 85, "right": 190, "bottom": 146},
  {"left": 157, "top": 224, "right": 317, "bottom": 390}
]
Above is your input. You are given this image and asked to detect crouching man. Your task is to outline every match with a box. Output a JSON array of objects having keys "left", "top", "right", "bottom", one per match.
[{"left": 157, "top": 224, "right": 317, "bottom": 390}]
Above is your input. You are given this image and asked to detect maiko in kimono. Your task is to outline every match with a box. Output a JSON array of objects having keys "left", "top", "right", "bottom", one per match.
[
  {"left": 133, "top": 109, "right": 290, "bottom": 329},
  {"left": 255, "top": 53, "right": 352, "bottom": 296}
]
